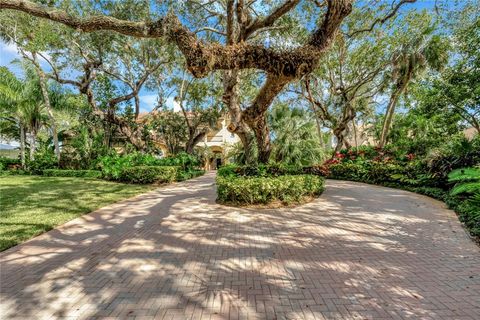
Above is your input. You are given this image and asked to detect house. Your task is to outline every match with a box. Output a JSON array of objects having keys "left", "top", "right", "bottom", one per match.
[
  {"left": 199, "top": 116, "right": 240, "bottom": 170},
  {"left": 136, "top": 106, "right": 240, "bottom": 170}
]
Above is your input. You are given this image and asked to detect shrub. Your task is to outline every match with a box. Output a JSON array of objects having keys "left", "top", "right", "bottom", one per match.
[
  {"left": 27, "top": 151, "right": 58, "bottom": 174},
  {"left": 217, "top": 163, "right": 304, "bottom": 178},
  {"left": 328, "top": 162, "right": 368, "bottom": 181},
  {"left": 119, "top": 166, "right": 178, "bottom": 184},
  {"left": 367, "top": 162, "right": 406, "bottom": 183},
  {"left": 303, "top": 164, "right": 330, "bottom": 177},
  {"left": 426, "top": 135, "right": 480, "bottom": 180},
  {"left": 0, "top": 169, "right": 29, "bottom": 176},
  {"left": 217, "top": 164, "right": 239, "bottom": 177},
  {"left": 448, "top": 167, "right": 480, "bottom": 196},
  {"left": 99, "top": 153, "right": 146, "bottom": 180},
  {"left": 42, "top": 169, "right": 102, "bottom": 178},
  {"left": 176, "top": 169, "right": 205, "bottom": 181},
  {"left": 99, "top": 152, "right": 202, "bottom": 180},
  {"left": 453, "top": 194, "right": 480, "bottom": 238},
  {"left": 0, "top": 157, "right": 21, "bottom": 170},
  {"left": 217, "top": 174, "right": 325, "bottom": 205},
  {"left": 153, "top": 152, "right": 201, "bottom": 171}
]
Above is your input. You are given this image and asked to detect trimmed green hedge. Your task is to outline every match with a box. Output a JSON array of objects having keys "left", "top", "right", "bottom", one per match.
[
  {"left": 217, "top": 174, "right": 325, "bottom": 205},
  {"left": 217, "top": 163, "right": 329, "bottom": 178},
  {"left": 176, "top": 169, "right": 205, "bottom": 181},
  {"left": 119, "top": 166, "right": 178, "bottom": 184},
  {"left": 0, "top": 157, "right": 21, "bottom": 171},
  {"left": 43, "top": 169, "right": 102, "bottom": 178},
  {"left": 0, "top": 169, "right": 30, "bottom": 176}
]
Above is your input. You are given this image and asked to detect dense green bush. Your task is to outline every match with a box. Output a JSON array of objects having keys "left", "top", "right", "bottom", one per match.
[
  {"left": 0, "top": 157, "right": 21, "bottom": 170},
  {"left": 27, "top": 151, "right": 58, "bottom": 174},
  {"left": 303, "top": 164, "right": 330, "bottom": 177},
  {"left": 217, "top": 174, "right": 325, "bottom": 205},
  {"left": 176, "top": 169, "right": 205, "bottom": 181},
  {"left": 99, "top": 152, "right": 202, "bottom": 181},
  {"left": 217, "top": 163, "right": 327, "bottom": 178},
  {"left": 420, "top": 135, "right": 480, "bottom": 187},
  {"left": 119, "top": 166, "right": 178, "bottom": 184},
  {"left": 217, "top": 164, "right": 239, "bottom": 177},
  {"left": 0, "top": 169, "right": 30, "bottom": 176},
  {"left": 328, "top": 162, "right": 368, "bottom": 181},
  {"left": 42, "top": 169, "right": 102, "bottom": 178},
  {"left": 99, "top": 152, "right": 154, "bottom": 180},
  {"left": 447, "top": 167, "right": 480, "bottom": 237},
  {"left": 154, "top": 152, "right": 201, "bottom": 171}
]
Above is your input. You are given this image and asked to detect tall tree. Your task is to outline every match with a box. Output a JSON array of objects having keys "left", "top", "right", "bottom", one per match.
[
  {"left": 414, "top": 5, "right": 480, "bottom": 134},
  {"left": 0, "top": 12, "right": 64, "bottom": 161},
  {"left": 378, "top": 13, "right": 448, "bottom": 148},
  {"left": 303, "top": 9, "right": 392, "bottom": 153},
  {"left": 0, "top": 65, "right": 45, "bottom": 164}
]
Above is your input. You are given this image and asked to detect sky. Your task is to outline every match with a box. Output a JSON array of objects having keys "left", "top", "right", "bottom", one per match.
[{"left": 0, "top": 0, "right": 452, "bottom": 113}]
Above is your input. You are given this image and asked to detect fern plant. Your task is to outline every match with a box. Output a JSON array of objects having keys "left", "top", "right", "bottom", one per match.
[{"left": 448, "top": 167, "right": 480, "bottom": 196}]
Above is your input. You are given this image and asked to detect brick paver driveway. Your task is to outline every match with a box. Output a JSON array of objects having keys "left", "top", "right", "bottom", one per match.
[{"left": 1, "top": 172, "right": 479, "bottom": 320}]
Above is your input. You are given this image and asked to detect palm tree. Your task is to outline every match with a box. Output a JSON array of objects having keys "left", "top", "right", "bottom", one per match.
[
  {"left": 0, "top": 66, "right": 44, "bottom": 166},
  {"left": 269, "top": 103, "right": 325, "bottom": 167},
  {"left": 378, "top": 34, "right": 448, "bottom": 148}
]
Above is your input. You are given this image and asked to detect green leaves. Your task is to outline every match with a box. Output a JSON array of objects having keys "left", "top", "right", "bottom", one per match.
[
  {"left": 216, "top": 174, "right": 325, "bottom": 205},
  {"left": 448, "top": 167, "right": 480, "bottom": 196}
]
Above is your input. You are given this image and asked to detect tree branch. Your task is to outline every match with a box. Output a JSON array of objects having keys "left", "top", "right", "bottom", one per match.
[
  {"left": 0, "top": 0, "right": 352, "bottom": 79},
  {"left": 348, "top": 0, "right": 417, "bottom": 37},
  {"left": 244, "top": 0, "right": 300, "bottom": 39}
]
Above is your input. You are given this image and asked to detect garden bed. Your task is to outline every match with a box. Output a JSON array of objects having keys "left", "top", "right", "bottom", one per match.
[{"left": 216, "top": 165, "right": 325, "bottom": 206}]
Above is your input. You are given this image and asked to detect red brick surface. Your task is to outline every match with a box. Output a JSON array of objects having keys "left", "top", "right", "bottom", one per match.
[{"left": 1, "top": 173, "right": 479, "bottom": 319}]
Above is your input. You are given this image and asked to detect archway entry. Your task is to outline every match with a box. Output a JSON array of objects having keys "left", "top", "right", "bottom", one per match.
[{"left": 206, "top": 146, "right": 224, "bottom": 170}]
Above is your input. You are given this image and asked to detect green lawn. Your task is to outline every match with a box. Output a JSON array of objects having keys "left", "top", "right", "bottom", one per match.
[{"left": 0, "top": 175, "right": 152, "bottom": 251}]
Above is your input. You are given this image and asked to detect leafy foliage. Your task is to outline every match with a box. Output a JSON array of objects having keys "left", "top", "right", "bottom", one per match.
[
  {"left": 269, "top": 103, "right": 324, "bottom": 167},
  {"left": 448, "top": 167, "right": 480, "bottom": 196},
  {"left": 217, "top": 175, "right": 325, "bottom": 205},
  {"left": 119, "top": 166, "right": 178, "bottom": 184}
]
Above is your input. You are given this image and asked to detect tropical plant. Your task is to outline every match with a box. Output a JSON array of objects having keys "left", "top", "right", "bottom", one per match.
[
  {"left": 269, "top": 103, "right": 324, "bottom": 167},
  {"left": 448, "top": 167, "right": 480, "bottom": 196},
  {"left": 0, "top": 65, "right": 45, "bottom": 166},
  {"left": 378, "top": 13, "right": 449, "bottom": 148}
]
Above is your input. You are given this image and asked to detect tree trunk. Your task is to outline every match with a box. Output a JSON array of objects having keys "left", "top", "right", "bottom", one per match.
[
  {"left": 185, "top": 129, "right": 208, "bottom": 154},
  {"left": 352, "top": 120, "right": 358, "bottom": 148},
  {"left": 332, "top": 103, "right": 355, "bottom": 153},
  {"left": 29, "top": 131, "right": 36, "bottom": 161},
  {"left": 308, "top": 101, "right": 325, "bottom": 149},
  {"left": 19, "top": 123, "right": 25, "bottom": 168},
  {"left": 251, "top": 116, "right": 271, "bottom": 164},
  {"left": 32, "top": 52, "right": 61, "bottom": 162},
  {"left": 134, "top": 94, "right": 140, "bottom": 120},
  {"left": 379, "top": 87, "right": 404, "bottom": 149},
  {"left": 223, "top": 70, "right": 255, "bottom": 164},
  {"left": 470, "top": 115, "right": 480, "bottom": 134}
]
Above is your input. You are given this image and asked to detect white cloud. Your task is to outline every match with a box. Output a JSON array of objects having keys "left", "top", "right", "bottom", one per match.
[
  {"left": 139, "top": 94, "right": 159, "bottom": 112},
  {"left": 0, "top": 41, "right": 20, "bottom": 65},
  {"left": 1, "top": 42, "right": 18, "bottom": 54}
]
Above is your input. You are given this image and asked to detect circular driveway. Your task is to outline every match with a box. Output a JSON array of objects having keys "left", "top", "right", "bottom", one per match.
[{"left": 1, "top": 172, "right": 479, "bottom": 319}]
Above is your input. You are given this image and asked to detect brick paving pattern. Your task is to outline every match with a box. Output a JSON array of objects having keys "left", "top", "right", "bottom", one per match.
[{"left": 1, "top": 172, "right": 479, "bottom": 319}]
